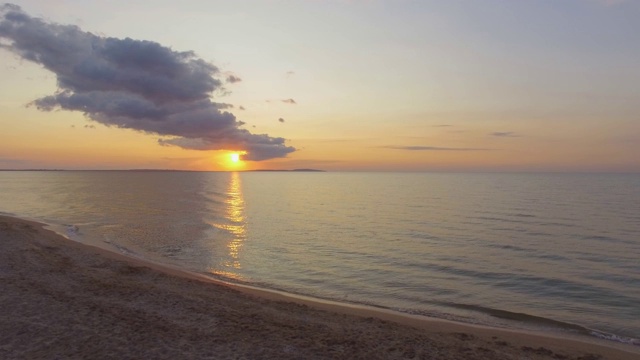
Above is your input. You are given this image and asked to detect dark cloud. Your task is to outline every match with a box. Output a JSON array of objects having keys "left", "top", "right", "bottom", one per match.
[
  {"left": 238, "top": 105, "right": 245, "bottom": 110},
  {"left": 159, "top": 132, "right": 293, "bottom": 161},
  {"left": 281, "top": 98, "right": 297, "bottom": 104},
  {"left": 490, "top": 131, "right": 519, "bottom": 137},
  {"left": 226, "top": 74, "right": 242, "bottom": 83},
  {"left": 0, "top": 4, "right": 295, "bottom": 161},
  {"left": 278, "top": 118, "right": 285, "bottom": 123},
  {"left": 383, "top": 145, "right": 492, "bottom": 151}
]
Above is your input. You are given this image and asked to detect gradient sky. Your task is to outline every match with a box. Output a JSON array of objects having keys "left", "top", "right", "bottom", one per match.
[{"left": 1, "top": 0, "right": 639, "bottom": 172}]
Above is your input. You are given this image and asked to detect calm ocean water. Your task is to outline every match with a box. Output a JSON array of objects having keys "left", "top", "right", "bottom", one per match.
[{"left": 1, "top": 171, "right": 639, "bottom": 345}]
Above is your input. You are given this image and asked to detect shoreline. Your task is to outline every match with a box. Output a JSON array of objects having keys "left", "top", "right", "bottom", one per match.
[{"left": 1, "top": 214, "right": 638, "bottom": 359}]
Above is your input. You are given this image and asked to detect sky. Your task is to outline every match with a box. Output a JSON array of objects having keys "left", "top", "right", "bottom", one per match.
[{"left": 0, "top": 0, "right": 639, "bottom": 172}]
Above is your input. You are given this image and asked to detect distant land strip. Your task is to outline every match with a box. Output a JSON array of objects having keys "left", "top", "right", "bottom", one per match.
[{"left": 0, "top": 168, "right": 326, "bottom": 172}]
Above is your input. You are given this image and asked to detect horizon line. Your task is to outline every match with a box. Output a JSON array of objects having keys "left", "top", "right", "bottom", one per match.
[{"left": 1, "top": 168, "right": 639, "bottom": 175}]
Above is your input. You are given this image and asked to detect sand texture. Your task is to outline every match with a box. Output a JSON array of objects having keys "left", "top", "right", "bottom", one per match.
[{"left": 1, "top": 215, "right": 638, "bottom": 359}]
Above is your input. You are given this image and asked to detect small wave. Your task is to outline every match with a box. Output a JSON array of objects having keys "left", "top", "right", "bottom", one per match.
[
  {"left": 474, "top": 215, "right": 537, "bottom": 224},
  {"left": 584, "top": 235, "right": 617, "bottom": 242},
  {"left": 436, "top": 302, "right": 640, "bottom": 346},
  {"left": 65, "top": 224, "right": 80, "bottom": 238},
  {"left": 441, "top": 302, "right": 589, "bottom": 332},
  {"left": 590, "top": 330, "right": 640, "bottom": 347},
  {"left": 161, "top": 245, "right": 183, "bottom": 255},
  {"left": 579, "top": 234, "right": 636, "bottom": 246},
  {"left": 393, "top": 307, "right": 487, "bottom": 326},
  {"left": 512, "top": 213, "right": 536, "bottom": 218},
  {"left": 541, "top": 221, "right": 576, "bottom": 228},
  {"left": 485, "top": 243, "right": 529, "bottom": 252},
  {"left": 103, "top": 238, "right": 143, "bottom": 259}
]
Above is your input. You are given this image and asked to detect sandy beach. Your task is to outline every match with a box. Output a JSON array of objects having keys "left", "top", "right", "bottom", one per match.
[{"left": 1, "top": 215, "right": 638, "bottom": 359}]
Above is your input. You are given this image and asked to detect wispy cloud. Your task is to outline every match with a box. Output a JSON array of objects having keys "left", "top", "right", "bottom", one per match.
[
  {"left": 382, "top": 145, "right": 492, "bottom": 151},
  {"left": 490, "top": 132, "right": 519, "bottom": 137},
  {"left": 281, "top": 98, "right": 297, "bottom": 104},
  {"left": 0, "top": 4, "right": 294, "bottom": 161}
]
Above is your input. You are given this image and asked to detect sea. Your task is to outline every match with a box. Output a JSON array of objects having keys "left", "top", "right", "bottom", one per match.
[{"left": 0, "top": 171, "right": 638, "bottom": 346}]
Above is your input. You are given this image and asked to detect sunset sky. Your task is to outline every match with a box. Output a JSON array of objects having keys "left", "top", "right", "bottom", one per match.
[{"left": 1, "top": 0, "right": 639, "bottom": 172}]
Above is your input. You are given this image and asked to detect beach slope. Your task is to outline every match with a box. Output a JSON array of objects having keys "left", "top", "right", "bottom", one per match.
[{"left": 0, "top": 215, "right": 637, "bottom": 359}]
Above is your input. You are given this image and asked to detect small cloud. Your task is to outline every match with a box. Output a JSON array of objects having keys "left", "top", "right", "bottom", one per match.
[
  {"left": 70, "top": 124, "right": 75, "bottom": 128},
  {"left": 226, "top": 74, "right": 242, "bottom": 83},
  {"left": 433, "top": 124, "right": 453, "bottom": 127},
  {"left": 490, "top": 132, "right": 519, "bottom": 137},
  {"left": 238, "top": 105, "right": 245, "bottom": 110},
  {"left": 84, "top": 124, "right": 95, "bottom": 129},
  {"left": 278, "top": 118, "right": 285, "bottom": 123},
  {"left": 382, "top": 145, "right": 492, "bottom": 151},
  {"left": 281, "top": 98, "right": 296, "bottom": 104},
  {"left": 286, "top": 71, "right": 295, "bottom": 77}
]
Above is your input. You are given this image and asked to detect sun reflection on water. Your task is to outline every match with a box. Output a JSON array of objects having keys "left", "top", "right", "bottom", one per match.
[{"left": 219, "top": 171, "right": 246, "bottom": 272}]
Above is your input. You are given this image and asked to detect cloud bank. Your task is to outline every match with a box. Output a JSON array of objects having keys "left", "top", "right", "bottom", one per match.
[{"left": 0, "top": 4, "right": 295, "bottom": 161}]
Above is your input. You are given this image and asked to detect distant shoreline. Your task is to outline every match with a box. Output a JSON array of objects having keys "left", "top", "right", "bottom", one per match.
[
  {"left": 250, "top": 168, "right": 326, "bottom": 172},
  {"left": 0, "top": 168, "right": 326, "bottom": 172}
]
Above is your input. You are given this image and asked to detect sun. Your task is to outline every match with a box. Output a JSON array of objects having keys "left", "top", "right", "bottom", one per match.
[{"left": 225, "top": 151, "right": 246, "bottom": 169}]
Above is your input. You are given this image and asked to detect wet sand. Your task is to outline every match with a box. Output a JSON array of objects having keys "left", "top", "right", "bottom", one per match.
[{"left": 1, "top": 215, "right": 638, "bottom": 359}]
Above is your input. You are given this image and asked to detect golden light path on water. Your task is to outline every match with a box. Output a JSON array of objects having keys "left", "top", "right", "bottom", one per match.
[{"left": 212, "top": 172, "right": 246, "bottom": 279}]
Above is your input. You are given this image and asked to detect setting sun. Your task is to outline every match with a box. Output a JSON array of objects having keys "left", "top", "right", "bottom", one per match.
[{"left": 225, "top": 152, "right": 247, "bottom": 170}]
